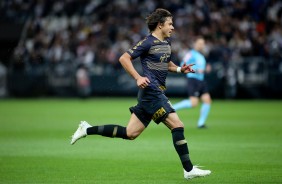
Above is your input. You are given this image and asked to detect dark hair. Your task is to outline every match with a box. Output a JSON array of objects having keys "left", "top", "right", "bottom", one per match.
[{"left": 146, "top": 8, "right": 172, "bottom": 32}]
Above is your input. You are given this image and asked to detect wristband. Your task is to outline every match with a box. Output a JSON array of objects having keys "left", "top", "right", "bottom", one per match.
[{"left": 177, "top": 67, "right": 181, "bottom": 73}]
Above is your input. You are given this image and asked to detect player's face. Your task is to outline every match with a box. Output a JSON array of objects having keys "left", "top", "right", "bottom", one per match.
[{"left": 161, "top": 17, "right": 174, "bottom": 38}]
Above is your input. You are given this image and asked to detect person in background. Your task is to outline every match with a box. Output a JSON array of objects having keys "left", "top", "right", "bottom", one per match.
[{"left": 173, "top": 37, "right": 212, "bottom": 129}]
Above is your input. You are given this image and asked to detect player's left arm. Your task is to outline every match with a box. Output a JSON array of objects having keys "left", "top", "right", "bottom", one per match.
[{"left": 168, "top": 61, "right": 195, "bottom": 74}]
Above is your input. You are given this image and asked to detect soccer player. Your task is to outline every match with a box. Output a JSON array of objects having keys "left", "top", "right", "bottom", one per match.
[
  {"left": 71, "top": 8, "right": 211, "bottom": 180},
  {"left": 173, "top": 38, "right": 212, "bottom": 129}
]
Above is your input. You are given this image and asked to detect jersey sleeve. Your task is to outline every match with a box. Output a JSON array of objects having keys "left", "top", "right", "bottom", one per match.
[{"left": 127, "top": 37, "right": 151, "bottom": 59}]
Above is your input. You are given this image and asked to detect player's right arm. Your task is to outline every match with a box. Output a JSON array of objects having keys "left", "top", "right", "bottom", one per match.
[{"left": 119, "top": 53, "right": 150, "bottom": 89}]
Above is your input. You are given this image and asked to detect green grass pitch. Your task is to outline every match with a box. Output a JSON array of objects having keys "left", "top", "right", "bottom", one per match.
[{"left": 0, "top": 98, "right": 282, "bottom": 183}]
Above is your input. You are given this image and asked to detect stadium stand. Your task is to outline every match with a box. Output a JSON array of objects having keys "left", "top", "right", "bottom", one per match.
[{"left": 0, "top": 0, "right": 281, "bottom": 98}]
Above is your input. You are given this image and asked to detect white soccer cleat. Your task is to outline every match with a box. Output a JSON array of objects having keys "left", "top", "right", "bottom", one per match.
[
  {"left": 184, "top": 166, "right": 211, "bottom": 179},
  {"left": 70, "top": 121, "right": 92, "bottom": 145}
]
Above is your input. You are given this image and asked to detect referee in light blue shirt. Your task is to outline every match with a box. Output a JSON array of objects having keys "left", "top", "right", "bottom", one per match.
[{"left": 173, "top": 37, "right": 212, "bottom": 128}]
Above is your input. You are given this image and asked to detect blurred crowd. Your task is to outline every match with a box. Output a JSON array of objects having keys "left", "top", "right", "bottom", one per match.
[{"left": 1, "top": 0, "right": 282, "bottom": 74}]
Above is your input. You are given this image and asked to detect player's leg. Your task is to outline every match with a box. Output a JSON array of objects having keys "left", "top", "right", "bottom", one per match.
[
  {"left": 173, "top": 78, "right": 199, "bottom": 111},
  {"left": 164, "top": 113, "right": 211, "bottom": 179},
  {"left": 197, "top": 93, "right": 211, "bottom": 128},
  {"left": 163, "top": 112, "right": 193, "bottom": 172},
  {"left": 86, "top": 113, "right": 145, "bottom": 139},
  {"left": 173, "top": 98, "right": 192, "bottom": 110},
  {"left": 189, "top": 96, "right": 199, "bottom": 107},
  {"left": 71, "top": 113, "right": 145, "bottom": 144},
  {"left": 173, "top": 96, "right": 199, "bottom": 110},
  {"left": 125, "top": 113, "right": 146, "bottom": 140}
]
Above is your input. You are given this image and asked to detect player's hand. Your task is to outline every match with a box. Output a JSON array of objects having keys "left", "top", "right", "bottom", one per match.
[
  {"left": 136, "top": 76, "right": 150, "bottom": 89},
  {"left": 181, "top": 63, "right": 195, "bottom": 74}
]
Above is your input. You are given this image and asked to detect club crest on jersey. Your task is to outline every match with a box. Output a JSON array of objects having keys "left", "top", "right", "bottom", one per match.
[{"left": 160, "top": 53, "right": 170, "bottom": 62}]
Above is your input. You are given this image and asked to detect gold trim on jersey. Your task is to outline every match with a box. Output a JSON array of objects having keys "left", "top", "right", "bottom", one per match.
[
  {"left": 147, "top": 61, "right": 168, "bottom": 71},
  {"left": 148, "top": 45, "right": 171, "bottom": 55},
  {"left": 159, "top": 85, "right": 166, "bottom": 91}
]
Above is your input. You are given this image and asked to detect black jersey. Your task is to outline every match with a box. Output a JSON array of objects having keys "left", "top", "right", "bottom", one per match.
[{"left": 127, "top": 34, "right": 171, "bottom": 92}]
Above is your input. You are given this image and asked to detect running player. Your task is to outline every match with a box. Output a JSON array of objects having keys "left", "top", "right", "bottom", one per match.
[{"left": 71, "top": 9, "right": 211, "bottom": 180}]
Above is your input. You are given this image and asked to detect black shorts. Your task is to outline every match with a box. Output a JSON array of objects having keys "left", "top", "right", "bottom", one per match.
[
  {"left": 187, "top": 78, "right": 209, "bottom": 97},
  {"left": 129, "top": 88, "right": 175, "bottom": 127}
]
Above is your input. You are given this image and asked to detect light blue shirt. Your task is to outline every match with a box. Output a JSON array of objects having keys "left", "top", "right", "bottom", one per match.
[{"left": 181, "top": 49, "right": 206, "bottom": 81}]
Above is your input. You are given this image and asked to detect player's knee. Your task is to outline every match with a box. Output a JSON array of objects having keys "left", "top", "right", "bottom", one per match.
[
  {"left": 191, "top": 101, "right": 198, "bottom": 107},
  {"left": 126, "top": 132, "right": 139, "bottom": 140},
  {"left": 202, "top": 93, "right": 212, "bottom": 104},
  {"left": 203, "top": 98, "right": 212, "bottom": 105},
  {"left": 127, "top": 135, "right": 137, "bottom": 140},
  {"left": 207, "top": 98, "right": 212, "bottom": 104},
  {"left": 190, "top": 98, "right": 199, "bottom": 107}
]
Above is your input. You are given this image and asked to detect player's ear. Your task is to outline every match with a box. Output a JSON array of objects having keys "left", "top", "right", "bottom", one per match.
[
  {"left": 158, "top": 22, "right": 162, "bottom": 29},
  {"left": 158, "top": 22, "right": 164, "bottom": 29}
]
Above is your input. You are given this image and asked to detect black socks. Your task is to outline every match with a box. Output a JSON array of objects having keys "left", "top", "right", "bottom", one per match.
[
  {"left": 86, "top": 125, "right": 193, "bottom": 171},
  {"left": 87, "top": 124, "right": 129, "bottom": 139},
  {"left": 172, "top": 127, "right": 193, "bottom": 172}
]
